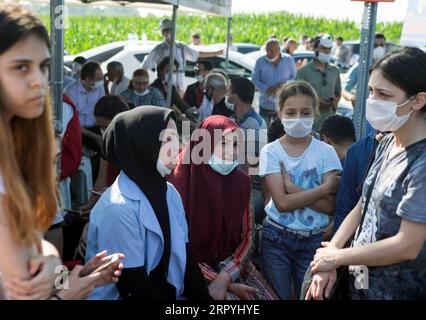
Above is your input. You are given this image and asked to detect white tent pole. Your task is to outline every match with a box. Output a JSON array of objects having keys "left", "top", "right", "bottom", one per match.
[
  {"left": 166, "top": 4, "right": 178, "bottom": 108},
  {"left": 51, "top": 0, "right": 64, "bottom": 136}
]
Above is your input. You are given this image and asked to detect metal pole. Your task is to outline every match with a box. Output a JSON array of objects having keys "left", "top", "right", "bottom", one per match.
[
  {"left": 225, "top": 16, "right": 232, "bottom": 73},
  {"left": 50, "top": 0, "right": 64, "bottom": 136},
  {"left": 166, "top": 5, "right": 178, "bottom": 108},
  {"left": 353, "top": 1, "right": 378, "bottom": 141}
]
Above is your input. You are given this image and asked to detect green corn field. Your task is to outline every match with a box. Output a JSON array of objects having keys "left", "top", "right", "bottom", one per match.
[{"left": 39, "top": 12, "right": 403, "bottom": 55}]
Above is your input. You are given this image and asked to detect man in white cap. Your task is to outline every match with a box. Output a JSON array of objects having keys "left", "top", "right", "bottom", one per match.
[
  {"left": 142, "top": 18, "right": 223, "bottom": 93},
  {"left": 296, "top": 34, "right": 341, "bottom": 132}
]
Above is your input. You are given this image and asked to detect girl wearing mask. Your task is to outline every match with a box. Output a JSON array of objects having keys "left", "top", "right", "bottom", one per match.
[
  {"left": 0, "top": 2, "right": 123, "bottom": 300},
  {"left": 307, "top": 47, "right": 426, "bottom": 300},
  {"left": 85, "top": 106, "right": 211, "bottom": 300},
  {"left": 119, "top": 69, "right": 166, "bottom": 108},
  {"left": 259, "top": 81, "right": 342, "bottom": 299},
  {"left": 169, "top": 115, "right": 277, "bottom": 300}
]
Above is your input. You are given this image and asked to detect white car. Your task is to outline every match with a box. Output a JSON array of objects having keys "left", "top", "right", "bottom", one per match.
[
  {"left": 206, "top": 42, "right": 261, "bottom": 55},
  {"left": 100, "top": 42, "right": 159, "bottom": 82},
  {"left": 101, "top": 43, "right": 255, "bottom": 90},
  {"left": 64, "top": 40, "right": 161, "bottom": 68}
]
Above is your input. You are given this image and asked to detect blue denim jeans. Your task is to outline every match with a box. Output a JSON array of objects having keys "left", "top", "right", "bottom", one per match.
[{"left": 260, "top": 218, "right": 323, "bottom": 300}]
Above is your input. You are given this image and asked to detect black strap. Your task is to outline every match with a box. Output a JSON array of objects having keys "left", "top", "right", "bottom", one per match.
[
  {"left": 48, "top": 222, "right": 63, "bottom": 231},
  {"left": 183, "top": 245, "right": 213, "bottom": 301},
  {"left": 117, "top": 266, "right": 174, "bottom": 300},
  {"left": 51, "top": 293, "right": 62, "bottom": 300},
  {"left": 353, "top": 135, "right": 392, "bottom": 243}
]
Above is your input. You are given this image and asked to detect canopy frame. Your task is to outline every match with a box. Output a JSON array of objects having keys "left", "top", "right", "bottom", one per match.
[{"left": 49, "top": 0, "right": 232, "bottom": 134}]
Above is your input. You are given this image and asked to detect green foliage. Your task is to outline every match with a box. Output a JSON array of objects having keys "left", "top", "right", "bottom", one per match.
[{"left": 39, "top": 12, "right": 403, "bottom": 54}]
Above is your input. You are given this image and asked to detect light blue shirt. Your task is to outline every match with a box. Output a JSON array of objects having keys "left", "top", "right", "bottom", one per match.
[
  {"left": 64, "top": 73, "right": 80, "bottom": 92},
  {"left": 252, "top": 54, "right": 296, "bottom": 111},
  {"left": 343, "top": 63, "right": 359, "bottom": 92},
  {"left": 85, "top": 172, "right": 188, "bottom": 300},
  {"left": 259, "top": 138, "right": 342, "bottom": 231},
  {"left": 232, "top": 108, "right": 267, "bottom": 159},
  {"left": 65, "top": 80, "right": 105, "bottom": 128}
]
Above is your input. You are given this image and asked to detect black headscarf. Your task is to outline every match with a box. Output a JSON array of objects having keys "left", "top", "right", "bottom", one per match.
[{"left": 103, "top": 106, "right": 176, "bottom": 274}]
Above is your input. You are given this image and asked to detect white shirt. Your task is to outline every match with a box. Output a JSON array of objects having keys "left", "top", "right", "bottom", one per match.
[
  {"left": 142, "top": 41, "right": 199, "bottom": 90},
  {"left": 259, "top": 137, "right": 342, "bottom": 231},
  {"left": 86, "top": 172, "right": 188, "bottom": 300},
  {"left": 62, "top": 102, "right": 74, "bottom": 139},
  {"left": 110, "top": 76, "right": 130, "bottom": 96}
]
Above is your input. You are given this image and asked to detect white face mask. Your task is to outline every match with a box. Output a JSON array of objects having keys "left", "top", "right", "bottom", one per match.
[
  {"left": 156, "top": 158, "right": 172, "bottom": 177},
  {"left": 224, "top": 95, "right": 235, "bottom": 111},
  {"left": 282, "top": 117, "right": 314, "bottom": 138},
  {"left": 317, "top": 52, "right": 331, "bottom": 63},
  {"left": 365, "top": 97, "right": 413, "bottom": 132},
  {"left": 265, "top": 55, "right": 279, "bottom": 63},
  {"left": 72, "top": 62, "right": 82, "bottom": 74},
  {"left": 373, "top": 46, "right": 386, "bottom": 61},
  {"left": 208, "top": 154, "right": 238, "bottom": 176},
  {"left": 134, "top": 89, "right": 150, "bottom": 96},
  {"left": 195, "top": 75, "right": 205, "bottom": 83},
  {"left": 163, "top": 74, "right": 177, "bottom": 86}
]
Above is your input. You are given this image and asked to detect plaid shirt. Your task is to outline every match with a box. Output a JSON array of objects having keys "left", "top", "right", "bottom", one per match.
[
  {"left": 120, "top": 87, "right": 167, "bottom": 108},
  {"left": 199, "top": 197, "right": 255, "bottom": 282}
]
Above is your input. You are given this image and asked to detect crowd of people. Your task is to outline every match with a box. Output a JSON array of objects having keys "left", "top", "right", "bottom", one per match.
[{"left": 0, "top": 2, "right": 425, "bottom": 301}]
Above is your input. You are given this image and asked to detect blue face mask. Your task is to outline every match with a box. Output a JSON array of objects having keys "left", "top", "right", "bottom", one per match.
[{"left": 208, "top": 154, "right": 238, "bottom": 176}]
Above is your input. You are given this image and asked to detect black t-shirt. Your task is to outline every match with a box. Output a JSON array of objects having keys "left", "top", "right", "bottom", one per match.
[
  {"left": 151, "top": 78, "right": 190, "bottom": 112},
  {"left": 212, "top": 98, "right": 234, "bottom": 118}
]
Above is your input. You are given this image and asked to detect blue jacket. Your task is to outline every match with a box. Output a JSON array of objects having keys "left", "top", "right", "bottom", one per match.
[
  {"left": 332, "top": 133, "right": 376, "bottom": 235},
  {"left": 86, "top": 172, "right": 188, "bottom": 300}
]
